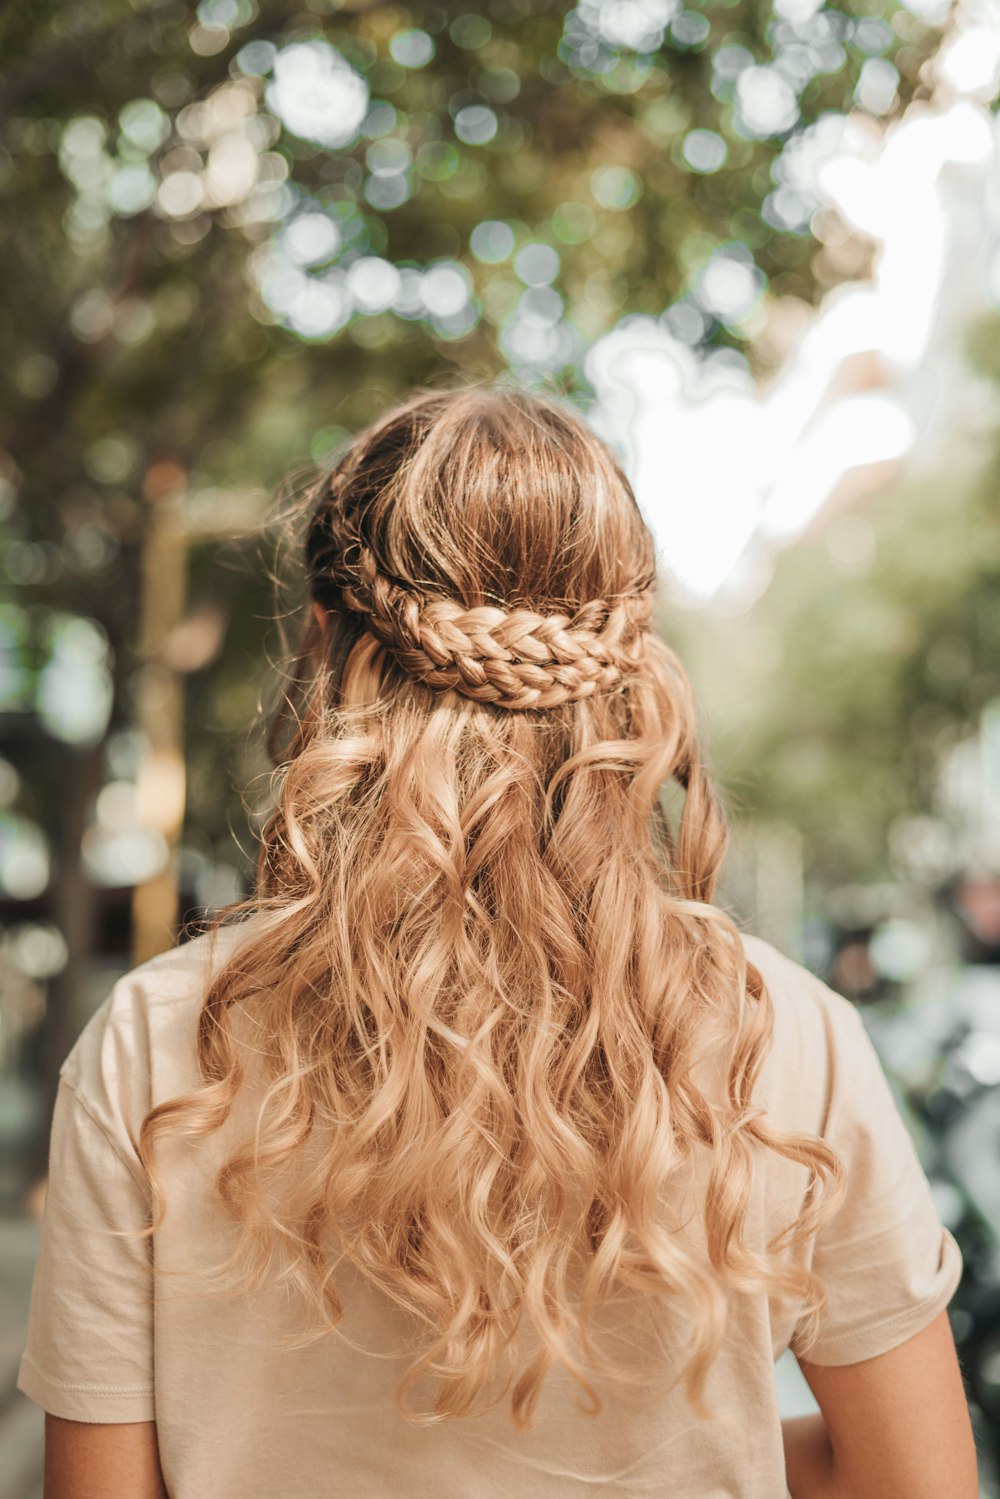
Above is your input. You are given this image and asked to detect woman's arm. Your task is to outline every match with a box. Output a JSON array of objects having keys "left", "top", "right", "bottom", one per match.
[
  {"left": 782, "top": 1414, "right": 841, "bottom": 1498},
  {"left": 783, "top": 1308, "right": 978, "bottom": 1499},
  {"left": 44, "top": 1415, "right": 169, "bottom": 1499}
]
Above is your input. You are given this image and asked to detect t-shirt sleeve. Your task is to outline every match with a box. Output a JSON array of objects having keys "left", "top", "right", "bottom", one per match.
[
  {"left": 790, "top": 985, "right": 963, "bottom": 1367},
  {"left": 16, "top": 1075, "right": 156, "bottom": 1422}
]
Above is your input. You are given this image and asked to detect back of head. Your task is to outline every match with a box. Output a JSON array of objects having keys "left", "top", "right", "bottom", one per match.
[
  {"left": 299, "top": 382, "right": 659, "bottom": 712},
  {"left": 141, "top": 381, "right": 843, "bottom": 1434}
]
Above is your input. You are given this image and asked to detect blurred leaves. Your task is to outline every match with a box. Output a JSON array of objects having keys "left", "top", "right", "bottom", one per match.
[
  {"left": 685, "top": 424, "right": 1000, "bottom": 885},
  {"left": 0, "top": 0, "right": 954, "bottom": 910},
  {"left": 1, "top": 0, "right": 941, "bottom": 500}
]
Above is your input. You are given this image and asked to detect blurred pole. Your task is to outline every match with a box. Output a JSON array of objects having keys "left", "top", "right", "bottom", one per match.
[
  {"left": 755, "top": 820, "right": 805, "bottom": 960},
  {"left": 28, "top": 736, "right": 103, "bottom": 1185},
  {"left": 131, "top": 469, "right": 189, "bottom": 966},
  {"left": 127, "top": 472, "right": 261, "bottom": 963}
]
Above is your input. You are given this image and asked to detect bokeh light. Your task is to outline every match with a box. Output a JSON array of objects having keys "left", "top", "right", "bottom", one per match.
[
  {"left": 264, "top": 41, "right": 369, "bottom": 150},
  {"left": 389, "top": 29, "right": 435, "bottom": 68}
]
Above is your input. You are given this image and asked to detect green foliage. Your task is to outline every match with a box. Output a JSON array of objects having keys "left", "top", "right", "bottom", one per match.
[
  {"left": 0, "top": 0, "right": 952, "bottom": 901},
  {"left": 682, "top": 435, "right": 1000, "bottom": 885},
  {"left": 1, "top": 0, "right": 939, "bottom": 493}
]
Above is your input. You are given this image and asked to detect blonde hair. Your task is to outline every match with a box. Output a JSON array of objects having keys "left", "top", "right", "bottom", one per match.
[{"left": 136, "top": 383, "right": 844, "bottom": 1430}]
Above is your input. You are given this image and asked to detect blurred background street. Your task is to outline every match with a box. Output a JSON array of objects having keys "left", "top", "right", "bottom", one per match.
[{"left": 3, "top": 0, "right": 1000, "bottom": 1491}]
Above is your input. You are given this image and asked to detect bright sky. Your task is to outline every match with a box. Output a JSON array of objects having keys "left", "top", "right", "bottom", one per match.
[{"left": 588, "top": 0, "right": 1000, "bottom": 605}]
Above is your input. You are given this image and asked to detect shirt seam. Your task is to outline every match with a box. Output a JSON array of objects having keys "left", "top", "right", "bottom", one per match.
[
  {"left": 57, "top": 1075, "right": 149, "bottom": 1192},
  {"left": 794, "top": 1247, "right": 960, "bottom": 1357},
  {"left": 20, "top": 1355, "right": 153, "bottom": 1397}
]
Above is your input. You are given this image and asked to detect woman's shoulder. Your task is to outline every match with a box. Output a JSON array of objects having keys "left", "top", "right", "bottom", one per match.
[
  {"left": 57, "top": 918, "right": 257, "bottom": 1147},
  {"left": 737, "top": 929, "right": 869, "bottom": 1129},
  {"left": 740, "top": 929, "right": 862, "bottom": 1038}
]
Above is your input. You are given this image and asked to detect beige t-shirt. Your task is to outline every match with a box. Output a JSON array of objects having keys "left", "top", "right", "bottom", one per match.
[{"left": 17, "top": 920, "right": 962, "bottom": 1498}]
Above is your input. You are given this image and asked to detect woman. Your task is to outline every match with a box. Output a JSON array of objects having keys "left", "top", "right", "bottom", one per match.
[{"left": 19, "top": 385, "right": 976, "bottom": 1497}]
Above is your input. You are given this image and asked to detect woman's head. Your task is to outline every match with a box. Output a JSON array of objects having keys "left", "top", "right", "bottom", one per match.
[
  {"left": 138, "top": 381, "right": 844, "bottom": 1433},
  {"left": 297, "top": 385, "right": 658, "bottom": 716},
  {"left": 264, "top": 383, "right": 717, "bottom": 911}
]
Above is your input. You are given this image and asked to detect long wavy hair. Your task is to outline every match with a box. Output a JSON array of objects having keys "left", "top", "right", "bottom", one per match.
[{"left": 135, "top": 382, "right": 845, "bottom": 1430}]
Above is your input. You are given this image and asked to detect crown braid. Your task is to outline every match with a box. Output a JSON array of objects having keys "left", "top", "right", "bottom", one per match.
[{"left": 318, "top": 536, "right": 655, "bottom": 712}]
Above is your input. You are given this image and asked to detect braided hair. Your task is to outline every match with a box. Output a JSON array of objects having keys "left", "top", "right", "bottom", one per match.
[{"left": 304, "top": 386, "right": 657, "bottom": 712}]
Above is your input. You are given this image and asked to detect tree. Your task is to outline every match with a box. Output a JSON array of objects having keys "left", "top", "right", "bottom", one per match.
[{"left": 0, "top": 0, "right": 946, "bottom": 1115}]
